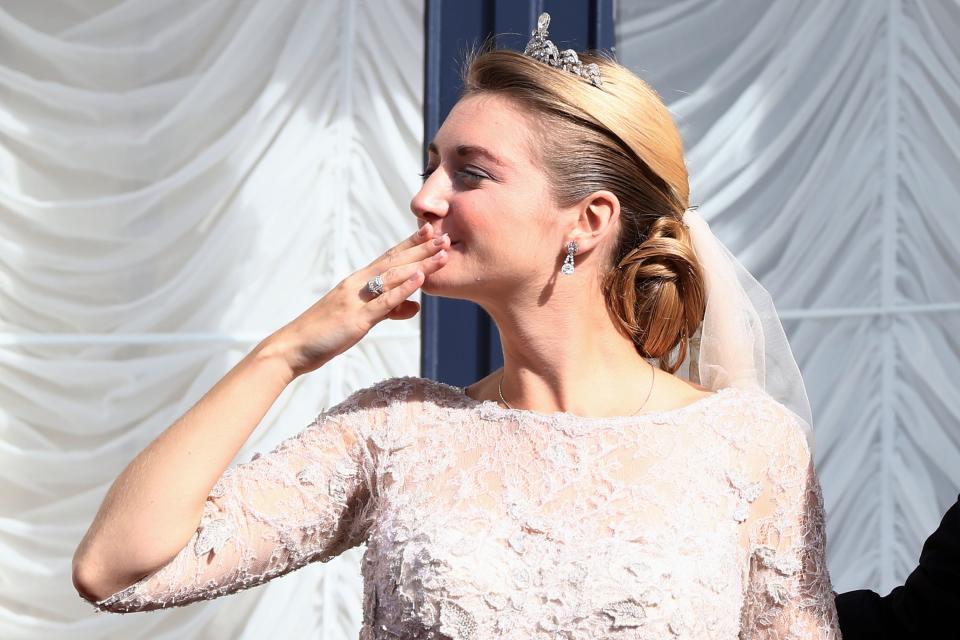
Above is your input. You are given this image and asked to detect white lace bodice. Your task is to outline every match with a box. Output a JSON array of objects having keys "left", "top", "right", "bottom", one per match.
[{"left": 92, "top": 375, "right": 841, "bottom": 639}]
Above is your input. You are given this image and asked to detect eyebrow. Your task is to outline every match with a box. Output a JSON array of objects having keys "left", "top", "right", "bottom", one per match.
[{"left": 427, "top": 142, "right": 506, "bottom": 167}]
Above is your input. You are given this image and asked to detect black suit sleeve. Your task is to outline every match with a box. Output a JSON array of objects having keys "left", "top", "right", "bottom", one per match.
[{"left": 836, "top": 494, "right": 960, "bottom": 639}]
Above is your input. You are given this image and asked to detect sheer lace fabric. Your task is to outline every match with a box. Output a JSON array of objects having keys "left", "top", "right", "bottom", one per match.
[{"left": 92, "top": 376, "right": 841, "bottom": 639}]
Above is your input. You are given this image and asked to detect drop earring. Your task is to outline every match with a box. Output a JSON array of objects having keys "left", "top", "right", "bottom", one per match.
[{"left": 561, "top": 240, "right": 578, "bottom": 275}]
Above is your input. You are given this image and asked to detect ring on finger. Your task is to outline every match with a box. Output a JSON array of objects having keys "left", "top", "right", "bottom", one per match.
[{"left": 367, "top": 274, "right": 385, "bottom": 297}]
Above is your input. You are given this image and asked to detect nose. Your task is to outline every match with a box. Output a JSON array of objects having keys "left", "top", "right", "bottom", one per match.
[{"left": 409, "top": 170, "right": 449, "bottom": 227}]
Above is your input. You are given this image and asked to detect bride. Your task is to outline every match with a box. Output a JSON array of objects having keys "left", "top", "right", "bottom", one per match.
[{"left": 73, "top": 12, "right": 841, "bottom": 638}]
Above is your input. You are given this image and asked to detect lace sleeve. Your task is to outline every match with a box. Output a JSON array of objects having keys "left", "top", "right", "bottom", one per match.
[
  {"left": 740, "top": 406, "right": 842, "bottom": 639},
  {"left": 92, "top": 379, "right": 397, "bottom": 613}
]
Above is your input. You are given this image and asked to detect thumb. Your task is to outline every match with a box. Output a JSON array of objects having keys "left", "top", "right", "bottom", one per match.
[{"left": 386, "top": 300, "right": 421, "bottom": 320}]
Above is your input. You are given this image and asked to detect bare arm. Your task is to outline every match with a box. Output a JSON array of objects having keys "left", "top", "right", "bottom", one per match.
[
  {"left": 71, "top": 340, "right": 294, "bottom": 602},
  {"left": 72, "top": 221, "right": 449, "bottom": 603}
]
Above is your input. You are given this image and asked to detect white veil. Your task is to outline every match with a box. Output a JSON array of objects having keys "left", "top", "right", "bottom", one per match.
[{"left": 674, "top": 207, "right": 815, "bottom": 452}]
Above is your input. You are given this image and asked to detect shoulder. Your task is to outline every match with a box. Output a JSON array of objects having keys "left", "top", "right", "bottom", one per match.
[
  {"left": 324, "top": 375, "right": 456, "bottom": 419},
  {"left": 724, "top": 390, "right": 822, "bottom": 528},
  {"left": 317, "top": 376, "right": 460, "bottom": 449},
  {"left": 720, "top": 387, "right": 813, "bottom": 467}
]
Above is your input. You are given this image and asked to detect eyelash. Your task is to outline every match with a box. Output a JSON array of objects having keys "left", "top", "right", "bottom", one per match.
[{"left": 418, "top": 168, "right": 487, "bottom": 183}]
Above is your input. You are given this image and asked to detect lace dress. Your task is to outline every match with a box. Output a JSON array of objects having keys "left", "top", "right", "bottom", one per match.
[{"left": 91, "top": 375, "right": 842, "bottom": 639}]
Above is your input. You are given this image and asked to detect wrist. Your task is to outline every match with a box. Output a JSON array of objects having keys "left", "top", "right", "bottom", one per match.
[{"left": 251, "top": 335, "right": 299, "bottom": 386}]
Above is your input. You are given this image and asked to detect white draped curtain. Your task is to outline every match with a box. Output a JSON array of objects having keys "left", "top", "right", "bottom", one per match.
[
  {"left": 616, "top": 0, "right": 960, "bottom": 595},
  {"left": 0, "top": 1, "right": 424, "bottom": 638},
  {"left": 6, "top": 0, "right": 960, "bottom": 637}
]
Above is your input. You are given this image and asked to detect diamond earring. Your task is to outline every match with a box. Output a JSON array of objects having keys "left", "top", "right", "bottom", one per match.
[{"left": 561, "top": 240, "right": 578, "bottom": 275}]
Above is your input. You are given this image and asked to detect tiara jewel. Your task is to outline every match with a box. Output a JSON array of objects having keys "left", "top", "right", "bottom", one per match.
[{"left": 523, "top": 12, "right": 602, "bottom": 88}]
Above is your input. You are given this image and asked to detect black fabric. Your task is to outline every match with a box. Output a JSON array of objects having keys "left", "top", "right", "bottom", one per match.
[{"left": 835, "top": 494, "right": 960, "bottom": 639}]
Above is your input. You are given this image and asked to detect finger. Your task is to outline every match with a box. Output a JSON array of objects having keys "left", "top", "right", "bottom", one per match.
[
  {"left": 366, "top": 269, "right": 424, "bottom": 322},
  {"left": 361, "top": 248, "right": 450, "bottom": 302},
  {"left": 386, "top": 300, "right": 420, "bottom": 320},
  {"left": 365, "top": 230, "right": 450, "bottom": 279},
  {"left": 365, "top": 222, "right": 435, "bottom": 271}
]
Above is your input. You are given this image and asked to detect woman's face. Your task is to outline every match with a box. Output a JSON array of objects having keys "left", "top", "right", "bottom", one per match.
[{"left": 410, "top": 93, "right": 571, "bottom": 304}]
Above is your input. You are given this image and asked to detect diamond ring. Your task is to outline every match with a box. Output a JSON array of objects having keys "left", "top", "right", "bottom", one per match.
[{"left": 366, "top": 274, "right": 385, "bottom": 297}]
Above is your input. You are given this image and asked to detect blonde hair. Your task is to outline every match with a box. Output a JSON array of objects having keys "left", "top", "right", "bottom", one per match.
[{"left": 460, "top": 46, "right": 706, "bottom": 373}]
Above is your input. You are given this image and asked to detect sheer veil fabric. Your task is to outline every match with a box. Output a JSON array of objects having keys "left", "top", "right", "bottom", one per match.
[{"left": 678, "top": 207, "right": 815, "bottom": 452}]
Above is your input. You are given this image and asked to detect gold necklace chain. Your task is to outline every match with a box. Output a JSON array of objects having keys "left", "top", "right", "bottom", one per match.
[{"left": 497, "top": 362, "right": 656, "bottom": 416}]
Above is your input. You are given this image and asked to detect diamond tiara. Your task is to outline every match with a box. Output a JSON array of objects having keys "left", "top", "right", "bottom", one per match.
[{"left": 523, "top": 12, "right": 602, "bottom": 88}]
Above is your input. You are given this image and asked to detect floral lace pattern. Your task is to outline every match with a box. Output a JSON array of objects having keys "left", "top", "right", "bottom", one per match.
[{"left": 91, "top": 376, "right": 841, "bottom": 639}]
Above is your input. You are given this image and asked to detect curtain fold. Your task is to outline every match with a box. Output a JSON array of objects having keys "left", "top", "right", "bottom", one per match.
[
  {"left": 616, "top": 0, "right": 960, "bottom": 595},
  {"left": 0, "top": 1, "right": 424, "bottom": 638}
]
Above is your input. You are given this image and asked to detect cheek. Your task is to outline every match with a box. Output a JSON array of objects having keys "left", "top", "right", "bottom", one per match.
[
  {"left": 446, "top": 211, "right": 490, "bottom": 250},
  {"left": 449, "top": 193, "right": 547, "bottom": 260}
]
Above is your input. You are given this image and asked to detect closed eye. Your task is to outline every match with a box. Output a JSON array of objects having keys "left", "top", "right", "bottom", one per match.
[
  {"left": 458, "top": 169, "right": 487, "bottom": 183},
  {"left": 417, "top": 168, "right": 488, "bottom": 184}
]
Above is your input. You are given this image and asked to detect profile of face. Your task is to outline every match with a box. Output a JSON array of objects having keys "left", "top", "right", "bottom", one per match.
[{"left": 410, "top": 92, "right": 617, "bottom": 307}]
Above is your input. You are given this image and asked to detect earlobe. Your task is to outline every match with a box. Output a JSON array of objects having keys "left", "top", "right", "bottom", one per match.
[{"left": 560, "top": 240, "right": 578, "bottom": 275}]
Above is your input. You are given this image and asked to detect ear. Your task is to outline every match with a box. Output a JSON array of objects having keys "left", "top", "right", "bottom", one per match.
[{"left": 566, "top": 190, "right": 620, "bottom": 254}]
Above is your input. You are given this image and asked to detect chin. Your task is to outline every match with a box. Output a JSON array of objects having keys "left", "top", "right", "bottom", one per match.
[
  {"left": 420, "top": 272, "right": 446, "bottom": 294},
  {"left": 421, "top": 269, "right": 469, "bottom": 300}
]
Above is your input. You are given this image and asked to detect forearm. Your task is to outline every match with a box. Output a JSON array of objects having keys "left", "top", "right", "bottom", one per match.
[
  {"left": 73, "top": 337, "right": 298, "bottom": 601},
  {"left": 72, "top": 222, "right": 442, "bottom": 605}
]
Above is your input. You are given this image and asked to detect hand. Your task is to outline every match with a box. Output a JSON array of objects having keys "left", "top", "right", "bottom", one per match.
[{"left": 263, "top": 222, "right": 450, "bottom": 380}]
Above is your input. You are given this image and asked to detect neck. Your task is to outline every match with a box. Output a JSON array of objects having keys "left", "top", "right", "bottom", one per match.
[{"left": 477, "top": 278, "right": 655, "bottom": 416}]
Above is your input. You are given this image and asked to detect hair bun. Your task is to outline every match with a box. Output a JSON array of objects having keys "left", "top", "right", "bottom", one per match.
[{"left": 603, "top": 215, "right": 706, "bottom": 373}]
